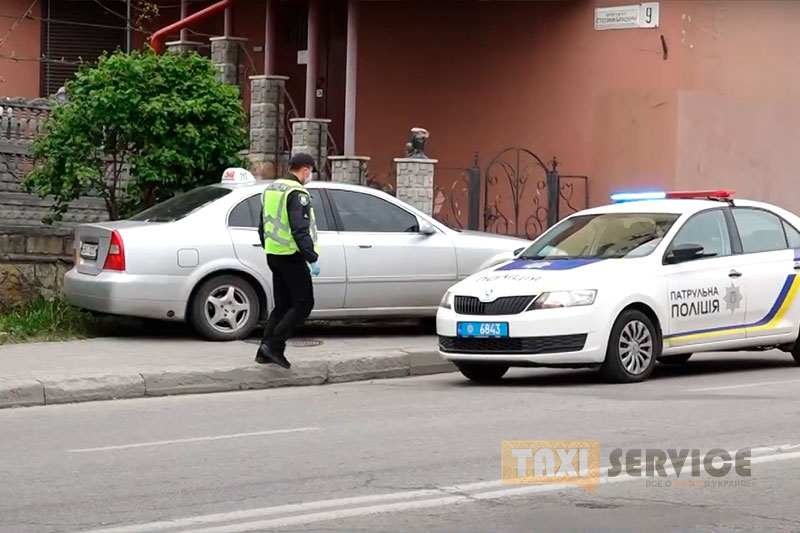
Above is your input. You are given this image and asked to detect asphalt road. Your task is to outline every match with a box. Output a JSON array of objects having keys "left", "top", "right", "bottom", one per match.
[{"left": 3, "top": 351, "right": 800, "bottom": 532}]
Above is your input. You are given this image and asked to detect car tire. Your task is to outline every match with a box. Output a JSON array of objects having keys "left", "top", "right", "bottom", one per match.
[
  {"left": 420, "top": 317, "right": 437, "bottom": 334},
  {"left": 600, "top": 309, "right": 661, "bottom": 383},
  {"left": 658, "top": 353, "right": 692, "bottom": 364},
  {"left": 456, "top": 362, "right": 510, "bottom": 382},
  {"left": 190, "top": 275, "right": 261, "bottom": 341},
  {"left": 791, "top": 342, "right": 800, "bottom": 365}
]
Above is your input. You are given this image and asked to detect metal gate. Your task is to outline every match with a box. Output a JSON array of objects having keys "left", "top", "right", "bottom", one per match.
[{"left": 432, "top": 148, "right": 589, "bottom": 239}]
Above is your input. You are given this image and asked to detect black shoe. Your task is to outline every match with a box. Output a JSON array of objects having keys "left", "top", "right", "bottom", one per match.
[
  {"left": 255, "top": 343, "right": 291, "bottom": 369},
  {"left": 272, "top": 352, "right": 292, "bottom": 369},
  {"left": 255, "top": 344, "right": 271, "bottom": 364}
]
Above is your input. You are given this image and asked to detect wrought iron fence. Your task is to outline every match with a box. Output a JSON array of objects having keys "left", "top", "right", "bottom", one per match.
[
  {"left": 432, "top": 153, "right": 481, "bottom": 230},
  {"left": 483, "top": 147, "right": 551, "bottom": 239},
  {"left": 435, "top": 148, "right": 589, "bottom": 239},
  {"left": 558, "top": 174, "right": 589, "bottom": 219}
]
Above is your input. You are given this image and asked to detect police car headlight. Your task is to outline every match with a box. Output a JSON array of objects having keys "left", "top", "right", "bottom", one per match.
[
  {"left": 532, "top": 290, "right": 597, "bottom": 310},
  {"left": 439, "top": 291, "right": 454, "bottom": 310}
]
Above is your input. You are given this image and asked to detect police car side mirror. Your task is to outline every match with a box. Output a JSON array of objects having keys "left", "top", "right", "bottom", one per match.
[{"left": 667, "top": 243, "right": 705, "bottom": 263}]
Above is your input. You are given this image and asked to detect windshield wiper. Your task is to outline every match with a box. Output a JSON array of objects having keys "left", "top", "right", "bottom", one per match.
[
  {"left": 520, "top": 255, "right": 576, "bottom": 260},
  {"left": 629, "top": 233, "right": 654, "bottom": 240}
]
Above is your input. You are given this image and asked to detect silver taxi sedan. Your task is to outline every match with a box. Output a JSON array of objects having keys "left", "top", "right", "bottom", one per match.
[{"left": 65, "top": 175, "right": 527, "bottom": 340}]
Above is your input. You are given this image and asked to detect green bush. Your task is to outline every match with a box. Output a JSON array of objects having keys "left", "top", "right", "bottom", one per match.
[
  {"left": 0, "top": 298, "right": 96, "bottom": 344},
  {"left": 25, "top": 49, "right": 248, "bottom": 221}
]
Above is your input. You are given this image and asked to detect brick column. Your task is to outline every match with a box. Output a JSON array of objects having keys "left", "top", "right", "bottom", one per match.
[
  {"left": 210, "top": 36, "right": 247, "bottom": 87},
  {"left": 164, "top": 40, "right": 203, "bottom": 54},
  {"left": 394, "top": 157, "right": 437, "bottom": 216},
  {"left": 290, "top": 118, "right": 331, "bottom": 178},
  {"left": 249, "top": 75, "right": 289, "bottom": 178},
  {"left": 329, "top": 156, "right": 369, "bottom": 185}
]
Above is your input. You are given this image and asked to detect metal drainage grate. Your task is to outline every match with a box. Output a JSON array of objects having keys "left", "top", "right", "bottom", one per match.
[{"left": 287, "top": 339, "right": 323, "bottom": 348}]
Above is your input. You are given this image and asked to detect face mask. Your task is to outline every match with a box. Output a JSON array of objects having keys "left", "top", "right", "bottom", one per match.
[{"left": 306, "top": 171, "right": 315, "bottom": 182}]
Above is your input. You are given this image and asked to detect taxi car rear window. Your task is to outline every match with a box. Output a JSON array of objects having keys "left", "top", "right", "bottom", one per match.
[
  {"left": 521, "top": 213, "right": 680, "bottom": 260},
  {"left": 130, "top": 186, "right": 232, "bottom": 222}
]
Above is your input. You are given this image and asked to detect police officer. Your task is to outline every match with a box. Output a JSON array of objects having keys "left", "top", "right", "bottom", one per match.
[{"left": 256, "top": 153, "right": 320, "bottom": 368}]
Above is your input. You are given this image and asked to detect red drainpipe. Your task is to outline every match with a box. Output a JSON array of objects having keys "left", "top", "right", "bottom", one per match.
[{"left": 150, "top": 0, "right": 237, "bottom": 54}]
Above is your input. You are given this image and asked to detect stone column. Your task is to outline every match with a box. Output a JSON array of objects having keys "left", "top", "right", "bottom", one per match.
[
  {"left": 164, "top": 40, "right": 203, "bottom": 54},
  {"left": 249, "top": 75, "right": 289, "bottom": 178},
  {"left": 210, "top": 36, "right": 247, "bottom": 87},
  {"left": 290, "top": 118, "right": 331, "bottom": 178},
  {"left": 394, "top": 157, "right": 437, "bottom": 216},
  {"left": 329, "top": 156, "right": 369, "bottom": 185}
]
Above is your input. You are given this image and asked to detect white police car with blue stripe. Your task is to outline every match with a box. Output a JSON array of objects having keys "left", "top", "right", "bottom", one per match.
[{"left": 437, "top": 189, "right": 800, "bottom": 383}]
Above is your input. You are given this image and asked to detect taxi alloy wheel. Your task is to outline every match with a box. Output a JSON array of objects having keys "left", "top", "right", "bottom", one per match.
[
  {"left": 191, "top": 275, "right": 260, "bottom": 341},
  {"left": 601, "top": 309, "right": 661, "bottom": 383}
]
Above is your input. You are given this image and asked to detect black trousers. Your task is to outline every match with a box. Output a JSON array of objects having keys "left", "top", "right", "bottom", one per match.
[{"left": 262, "top": 253, "right": 315, "bottom": 352}]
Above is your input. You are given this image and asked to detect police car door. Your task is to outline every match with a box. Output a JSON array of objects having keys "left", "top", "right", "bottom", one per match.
[
  {"left": 730, "top": 207, "right": 800, "bottom": 342},
  {"left": 663, "top": 208, "right": 747, "bottom": 349}
]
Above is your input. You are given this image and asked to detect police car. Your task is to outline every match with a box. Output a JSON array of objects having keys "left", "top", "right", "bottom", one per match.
[
  {"left": 437, "top": 190, "right": 800, "bottom": 383},
  {"left": 65, "top": 168, "right": 527, "bottom": 340}
]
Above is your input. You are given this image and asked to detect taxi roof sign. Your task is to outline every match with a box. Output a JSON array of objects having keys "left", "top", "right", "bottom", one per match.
[{"left": 221, "top": 167, "right": 256, "bottom": 184}]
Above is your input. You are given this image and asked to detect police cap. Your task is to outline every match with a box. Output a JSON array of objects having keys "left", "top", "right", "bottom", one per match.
[{"left": 289, "top": 153, "right": 317, "bottom": 172}]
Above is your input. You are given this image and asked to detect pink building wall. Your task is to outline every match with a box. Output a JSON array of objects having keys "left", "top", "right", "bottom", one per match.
[
  {"left": 0, "top": 0, "right": 42, "bottom": 99},
  {"left": 674, "top": 0, "right": 800, "bottom": 213},
  {"left": 4, "top": 0, "right": 800, "bottom": 215},
  {"left": 355, "top": 0, "right": 800, "bottom": 213}
]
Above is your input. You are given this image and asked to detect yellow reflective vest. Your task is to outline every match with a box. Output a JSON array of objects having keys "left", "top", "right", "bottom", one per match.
[{"left": 262, "top": 179, "right": 319, "bottom": 256}]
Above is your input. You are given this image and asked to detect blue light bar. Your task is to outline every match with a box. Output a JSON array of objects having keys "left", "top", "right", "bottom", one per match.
[{"left": 610, "top": 191, "right": 667, "bottom": 203}]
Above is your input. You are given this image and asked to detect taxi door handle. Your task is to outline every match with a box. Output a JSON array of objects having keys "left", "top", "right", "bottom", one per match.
[
  {"left": 358, "top": 245, "right": 373, "bottom": 249},
  {"left": 794, "top": 263, "right": 800, "bottom": 271},
  {"left": 729, "top": 270, "right": 742, "bottom": 278}
]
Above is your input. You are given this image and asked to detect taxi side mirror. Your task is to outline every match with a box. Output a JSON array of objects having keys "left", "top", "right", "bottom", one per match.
[
  {"left": 667, "top": 243, "right": 705, "bottom": 263},
  {"left": 419, "top": 221, "right": 436, "bottom": 236}
]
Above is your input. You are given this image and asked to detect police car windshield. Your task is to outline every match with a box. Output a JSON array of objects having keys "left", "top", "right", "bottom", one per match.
[
  {"left": 520, "top": 213, "right": 680, "bottom": 260},
  {"left": 129, "top": 186, "right": 232, "bottom": 222}
]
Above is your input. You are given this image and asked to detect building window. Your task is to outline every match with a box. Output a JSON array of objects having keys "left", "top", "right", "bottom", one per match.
[{"left": 40, "top": 0, "right": 125, "bottom": 97}]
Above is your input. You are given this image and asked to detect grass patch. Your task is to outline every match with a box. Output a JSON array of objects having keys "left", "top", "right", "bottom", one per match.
[{"left": 0, "top": 298, "right": 97, "bottom": 345}]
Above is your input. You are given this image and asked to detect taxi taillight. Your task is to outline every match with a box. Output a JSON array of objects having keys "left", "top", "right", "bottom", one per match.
[{"left": 103, "top": 231, "right": 126, "bottom": 271}]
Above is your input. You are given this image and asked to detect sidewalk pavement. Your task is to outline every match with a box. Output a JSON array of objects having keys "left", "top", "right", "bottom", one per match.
[{"left": 0, "top": 332, "right": 454, "bottom": 409}]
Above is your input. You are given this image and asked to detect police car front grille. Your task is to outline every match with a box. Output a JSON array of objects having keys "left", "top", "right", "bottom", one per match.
[
  {"left": 439, "top": 334, "right": 587, "bottom": 355},
  {"left": 454, "top": 295, "right": 536, "bottom": 316}
]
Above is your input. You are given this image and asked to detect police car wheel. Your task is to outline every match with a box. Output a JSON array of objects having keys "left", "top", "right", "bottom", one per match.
[
  {"left": 456, "top": 362, "right": 509, "bottom": 382},
  {"left": 420, "top": 317, "right": 437, "bottom": 334},
  {"left": 601, "top": 309, "right": 661, "bottom": 383},
  {"left": 791, "top": 342, "right": 800, "bottom": 364},
  {"left": 191, "top": 275, "right": 260, "bottom": 341},
  {"left": 658, "top": 354, "right": 692, "bottom": 364}
]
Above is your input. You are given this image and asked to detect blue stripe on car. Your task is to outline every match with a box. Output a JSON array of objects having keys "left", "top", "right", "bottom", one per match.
[{"left": 495, "top": 259, "right": 604, "bottom": 271}]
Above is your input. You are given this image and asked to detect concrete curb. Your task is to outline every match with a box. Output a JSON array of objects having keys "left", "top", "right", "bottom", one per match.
[
  {"left": 0, "top": 379, "right": 45, "bottom": 408},
  {"left": 0, "top": 349, "right": 457, "bottom": 409}
]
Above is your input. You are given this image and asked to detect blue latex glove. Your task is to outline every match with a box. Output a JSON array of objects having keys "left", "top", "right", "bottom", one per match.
[{"left": 309, "top": 262, "right": 320, "bottom": 277}]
